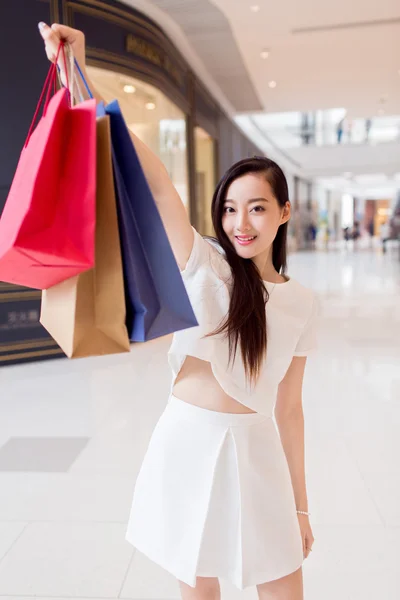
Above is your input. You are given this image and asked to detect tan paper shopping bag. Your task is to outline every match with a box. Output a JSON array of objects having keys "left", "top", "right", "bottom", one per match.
[{"left": 40, "top": 116, "right": 130, "bottom": 358}]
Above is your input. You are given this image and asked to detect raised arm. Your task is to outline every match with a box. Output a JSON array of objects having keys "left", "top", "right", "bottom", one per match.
[{"left": 39, "top": 22, "right": 194, "bottom": 270}]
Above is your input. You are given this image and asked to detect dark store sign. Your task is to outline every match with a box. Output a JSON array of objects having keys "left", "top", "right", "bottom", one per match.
[
  {"left": 0, "top": 287, "right": 63, "bottom": 365},
  {"left": 126, "top": 35, "right": 183, "bottom": 89},
  {"left": 1, "top": 308, "right": 41, "bottom": 331}
]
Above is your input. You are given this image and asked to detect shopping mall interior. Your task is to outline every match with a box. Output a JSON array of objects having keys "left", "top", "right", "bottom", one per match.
[{"left": 0, "top": 1, "right": 399, "bottom": 599}]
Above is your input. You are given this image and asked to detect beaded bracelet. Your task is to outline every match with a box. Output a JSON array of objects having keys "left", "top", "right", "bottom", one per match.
[{"left": 296, "top": 510, "right": 311, "bottom": 516}]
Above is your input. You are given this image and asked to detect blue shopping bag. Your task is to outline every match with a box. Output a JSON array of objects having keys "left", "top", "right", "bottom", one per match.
[{"left": 95, "top": 100, "right": 198, "bottom": 341}]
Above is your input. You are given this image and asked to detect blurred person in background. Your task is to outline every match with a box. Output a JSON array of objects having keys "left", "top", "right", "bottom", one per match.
[
  {"left": 365, "top": 118, "right": 372, "bottom": 142},
  {"left": 352, "top": 221, "right": 361, "bottom": 248},
  {"left": 336, "top": 116, "right": 345, "bottom": 144},
  {"left": 380, "top": 220, "right": 390, "bottom": 253}
]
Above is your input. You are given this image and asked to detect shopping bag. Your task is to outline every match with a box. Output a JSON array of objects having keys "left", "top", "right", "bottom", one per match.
[
  {"left": 0, "top": 44, "right": 97, "bottom": 290},
  {"left": 40, "top": 116, "right": 130, "bottom": 358},
  {"left": 96, "top": 100, "right": 198, "bottom": 342}
]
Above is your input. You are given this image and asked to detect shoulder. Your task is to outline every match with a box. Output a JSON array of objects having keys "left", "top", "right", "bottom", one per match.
[
  {"left": 203, "top": 235, "right": 225, "bottom": 257},
  {"left": 284, "top": 278, "right": 319, "bottom": 317},
  {"left": 181, "top": 228, "right": 231, "bottom": 281},
  {"left": 287, "top": 278, "right": 316, "bottom": 300},
  {"left": 203, "top": 235, "right": 232, "bottom": 280}
]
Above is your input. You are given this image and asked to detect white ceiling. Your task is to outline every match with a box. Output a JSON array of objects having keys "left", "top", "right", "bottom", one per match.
[
  {"left": 316, "top": 174, "right": 400, "bottom": 199},
  {"left": 210, "top": 0, "right": 400, "bottom": 117},
  {"left": 124, "top": 0, "right": 261, "bottom": 113},
  {"left": 122, "top": 1, "right": 400, "bottom": 191},
  {"left": 145, "top": 0, "right": 262, "bottom": 110}
]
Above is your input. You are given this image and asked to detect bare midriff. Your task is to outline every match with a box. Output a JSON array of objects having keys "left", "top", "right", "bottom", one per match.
[{"left": 172, "top": 355, "right": 256, "bottom": 414}]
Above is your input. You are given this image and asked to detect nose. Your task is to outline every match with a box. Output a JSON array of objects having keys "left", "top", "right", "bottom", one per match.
[{"left": 236, "top": 211, "right": 251, "bottom": 233}]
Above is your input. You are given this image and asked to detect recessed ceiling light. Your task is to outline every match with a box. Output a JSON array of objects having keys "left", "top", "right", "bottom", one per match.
[
  {"left": 377, "top": 108, "right": 385, "bottom": 116},
  {"left": 250, "top": 5, "right": 260, "bottom": 12},
  {"left": 123, "top": 84, "right": 136, "bottom": 94},
  {"left": 268, "top": 80, "right": 277, "bottom": 89},
  {"left": 145, "top": 102, "right": 156, "bottom": 110},
  {"left": 260, "top": 49, "right": 270, "bottom": 59}
]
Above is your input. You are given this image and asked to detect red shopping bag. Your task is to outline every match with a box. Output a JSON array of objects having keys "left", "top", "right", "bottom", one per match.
[{"left": 0, "top": 44, "right": 97, "bottom": 290}]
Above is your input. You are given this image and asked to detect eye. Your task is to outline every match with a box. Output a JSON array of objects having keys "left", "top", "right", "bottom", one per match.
[
  {"left": 223, "top": 206, "right": 235, "bottom": 214},
  {"left": 251, "top": 205, "right": 265, "bottom": 212}
]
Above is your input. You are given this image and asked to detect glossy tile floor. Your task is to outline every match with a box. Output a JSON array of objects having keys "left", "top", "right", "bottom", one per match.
[{"left": 0, "top": 245, "right": 399, "bottom": 600}]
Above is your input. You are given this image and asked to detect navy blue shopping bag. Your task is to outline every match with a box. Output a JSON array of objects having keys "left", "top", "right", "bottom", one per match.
[{"left": 96, "top": 100, "right": 198, "bottom": 341}]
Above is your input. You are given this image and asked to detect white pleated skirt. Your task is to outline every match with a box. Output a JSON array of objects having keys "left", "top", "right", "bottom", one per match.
[{"left": 125, "top": 395, "right": 304, "bottom": 590}]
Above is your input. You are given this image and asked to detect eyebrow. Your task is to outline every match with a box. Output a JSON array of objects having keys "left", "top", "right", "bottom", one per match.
[{"left": 224, "top": 197, "right": 269, "bottom": 204}]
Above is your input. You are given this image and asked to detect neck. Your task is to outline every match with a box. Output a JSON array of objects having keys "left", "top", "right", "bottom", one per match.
[{"left": 252, "top": 247, "right": 285, "bottom": 283}]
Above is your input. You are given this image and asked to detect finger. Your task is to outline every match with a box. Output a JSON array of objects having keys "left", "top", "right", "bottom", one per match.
[
  {"left": 304, "top": 535, "right": 311, "bottom": 559},
  {"left": 38, "top": 22, "right": 61, "bottom": 61},
  {"left": 38, "top": 22, "right": 74, "bottom": 89},
  {"left": 51, "top": 23, "right": 80, "bottom": 45},
  {"left": 38, "top": 22, "right": 60, "bottom": 45},
  {"left": 305, "top": 535, "right": 314, "bottom": 559},
  {"left": 44, "top": 46, "right": 56, "bottom": 63},
  {"left": 304, "top": 542, "right": 309, "bottom": 558}
]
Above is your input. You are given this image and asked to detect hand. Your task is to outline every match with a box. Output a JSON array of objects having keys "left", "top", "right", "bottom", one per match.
[
  {"left": 38, "top": 22, "right": 86, "bottom": 84},
  {"left": 298, "top": 514, "right": 314, "bottom": 559}
]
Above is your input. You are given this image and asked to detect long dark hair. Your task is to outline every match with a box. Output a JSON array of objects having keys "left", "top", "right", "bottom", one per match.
[{"left": 208, "top": 156, "right": 289, "bottom": 385}]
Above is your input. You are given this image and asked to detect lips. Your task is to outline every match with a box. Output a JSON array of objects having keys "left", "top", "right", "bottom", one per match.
[{"left": 235, "top": 235, "right": 257, "bottom": 246}]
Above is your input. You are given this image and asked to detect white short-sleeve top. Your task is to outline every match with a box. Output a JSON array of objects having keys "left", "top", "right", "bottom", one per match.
[{"left": 168, "top": 228, "right": 319, "bottom": 417}]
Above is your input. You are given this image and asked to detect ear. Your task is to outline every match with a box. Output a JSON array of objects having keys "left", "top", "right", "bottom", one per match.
[{"left": 281, "top": 201, "right": 291, "bottom": 225}]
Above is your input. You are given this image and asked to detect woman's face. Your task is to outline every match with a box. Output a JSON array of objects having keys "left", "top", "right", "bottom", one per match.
[{"left": 222, "top": 173, "right": 290, "bottom": 260}]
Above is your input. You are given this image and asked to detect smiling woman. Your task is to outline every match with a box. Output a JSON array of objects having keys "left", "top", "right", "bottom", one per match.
[
  {"left": 225, "top": 192, "right": 289, "bottom": 255},
  {"left": 222, "top": 193, "right": 289, "bottom": 251},
  {"left": 128, "top": 156, "right": 318, "bottom": 596}
]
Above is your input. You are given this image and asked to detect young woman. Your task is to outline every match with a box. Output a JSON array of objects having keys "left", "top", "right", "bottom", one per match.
[{"left": 40, "top": 23, "right": 317, "bottom": 600}]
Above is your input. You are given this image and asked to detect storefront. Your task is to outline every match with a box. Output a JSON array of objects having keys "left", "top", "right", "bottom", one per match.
[
  {"left": 193, "top": 81, "right": 219, "bottom": 236},
  {"left": 0, "top": 0, "right": 263, "bottom": 365},
  {"left": 363, "top": 198, "right": 392, "bottom": 237},
  {"left": 194, "top": 127, "right": 216, "bottom": 236},
  {"left": 88, "top": 66, "right": 190, "bottom": 210}
]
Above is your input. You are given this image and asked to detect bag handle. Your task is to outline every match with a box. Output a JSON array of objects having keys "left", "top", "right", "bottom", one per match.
[
  {"left": 56, "top": 54, "right": 93, "bottom": 103},
  {"left": 56, "top": 43, "right": 76, "bottom": 102},
  {"left": 74, "top": 58, "right": 94, "bottom": 99},
  {"left": 24, "top": 42, "right": 70, "bottom": 148},
  {"left": 56, "top": 42, "right": 88, "bottom": 107}
]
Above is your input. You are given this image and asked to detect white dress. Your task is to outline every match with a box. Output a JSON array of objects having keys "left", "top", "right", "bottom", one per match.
[{"left": 126, "top": 228, "right": 319, "bottom": 589}]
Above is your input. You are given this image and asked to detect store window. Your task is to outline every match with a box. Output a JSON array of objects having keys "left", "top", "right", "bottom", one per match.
[
  {"left": 194, "top": 127, "right": 216, "bottom": 236},
  {"left": 87, "top": 66, "right": 189, "bottom": 209}
]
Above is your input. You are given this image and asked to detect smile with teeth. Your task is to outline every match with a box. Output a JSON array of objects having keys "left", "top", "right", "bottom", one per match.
[{"left": 235, "top": 235, "right": 257, "bottom": 245}]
